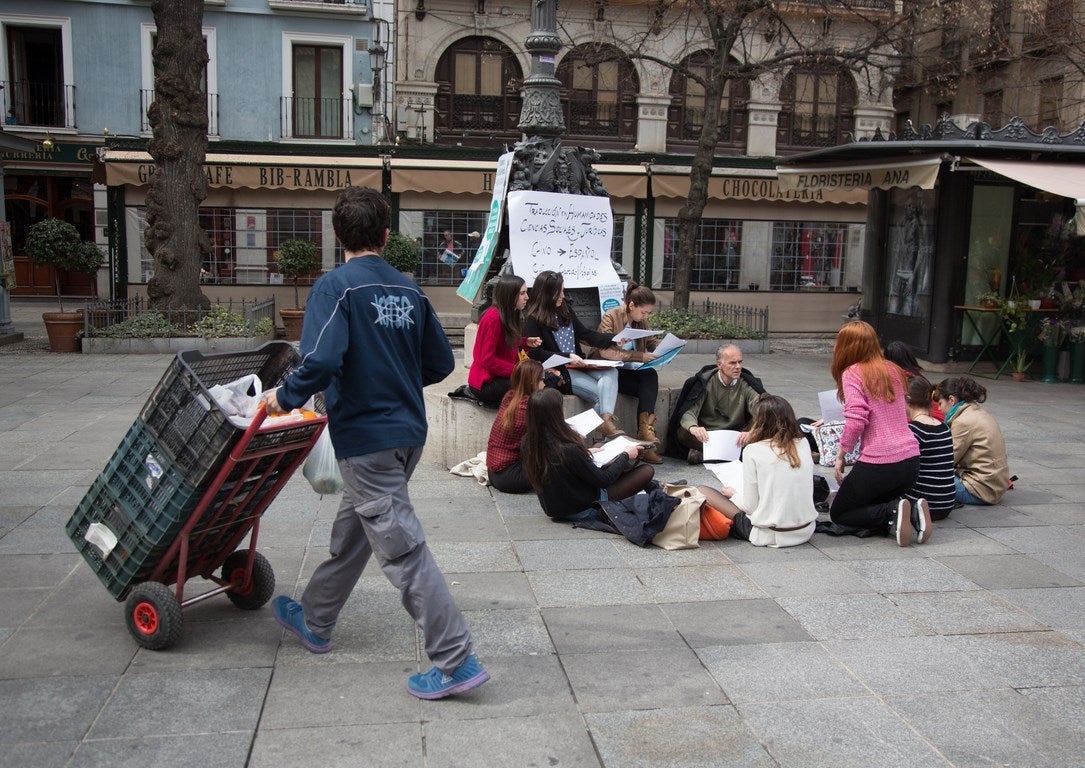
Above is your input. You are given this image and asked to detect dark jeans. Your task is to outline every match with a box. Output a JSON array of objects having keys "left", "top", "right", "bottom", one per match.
[
  {"left": 469, "top": 377, "right": 509, "bottom": 406},
  {"left": 830, "top": 456, "right": 920, "bottom": 531},
  {"left": 489, "top": 461, "right": 532, "bottom": 494},
  {"left": 617, "top": 368, "right": 658, "bottom": 414},
  {"left": 729, "top": 511, "right": 753, "bottom": 541}
]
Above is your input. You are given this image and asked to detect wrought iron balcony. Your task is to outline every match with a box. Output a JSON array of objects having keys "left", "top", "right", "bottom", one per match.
[
  {"left": 280, "top": 95, "right": 353, "bottom": 140},
  {"left": 1, "top": 80, "right": 76, "bottom": 129},
  {"left": 140, "top": 89, "right": 220, "bottom": 136}
]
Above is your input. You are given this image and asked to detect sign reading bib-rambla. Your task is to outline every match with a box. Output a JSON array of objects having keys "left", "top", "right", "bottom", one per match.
[{"left": 108, "top": 162, "right": 376, "bottom": 191}]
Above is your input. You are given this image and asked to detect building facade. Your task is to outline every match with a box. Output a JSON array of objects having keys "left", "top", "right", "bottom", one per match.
[
  {"left": 6, "top": 0, "right": 905, "bottom": 331},
  {"left": 892, "top": 0, "right": 1084, "bottom": 133}
]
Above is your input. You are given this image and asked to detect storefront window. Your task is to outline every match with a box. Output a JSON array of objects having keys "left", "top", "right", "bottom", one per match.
[
  {"left": 883, "top": 188, "right": 937, "bottom": 318},
  {"left": 660, "top": 218, "right": 741, "bottom": 290},
  {"left": 138, "top": 206, "right": 333, "bottom": 285},
  {"left": 410, "top": 210, "right": 490, "bottom": 286},
  {"left": 770, "top": 221, "right": 849, "bottom": 291}
]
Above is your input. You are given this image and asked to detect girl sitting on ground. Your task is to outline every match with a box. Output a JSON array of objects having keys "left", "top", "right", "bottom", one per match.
[
  {"left": 934, "top": 375, "right": 1010, "bottom": 506},
  {"left": 696, "top": 394, "right": 818, "bottom": 548},
  {"left": 586, "top": 281, "right": 663, "bottom": 463},
  {"left": 523, "top": 270, "right": 625, "bottom": 438},
  {"left": 521, "top": 388, "right": 654, "bottom": 523},
  {"left": 466, "top": 274, "right": 541, "bottom": 405},
  {"left": 486, "top": 359, "right": 545, "bottom": 494},
  {"left": 828, "top": 321, "right": 930, "bottom": 546},
  {"left": 904, "top": 375, "right": 956, "bottom": 520}
]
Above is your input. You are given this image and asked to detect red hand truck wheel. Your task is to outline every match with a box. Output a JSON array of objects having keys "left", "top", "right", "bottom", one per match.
[
  {"left": 124, "top": 581, "right": 183, "bottom": 650},
  {"left": 221, "top": 550, "right": 276, "bottom": 610}
]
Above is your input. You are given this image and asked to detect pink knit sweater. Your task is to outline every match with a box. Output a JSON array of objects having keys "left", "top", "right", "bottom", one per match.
[{"left": 840, "top": 365, "right": 919, "bottom": 464}]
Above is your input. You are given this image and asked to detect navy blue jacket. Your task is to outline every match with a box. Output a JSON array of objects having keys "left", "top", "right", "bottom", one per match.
[{"left": 277, "top": 255, "right": 454, "bottom": 459}]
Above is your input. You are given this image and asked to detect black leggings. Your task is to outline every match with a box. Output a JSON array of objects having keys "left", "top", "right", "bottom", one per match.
[
  {"left": 489, "top": 461, "right": 532, "bottom": 494},
  {"left": 830, "top": 456, "right": 920, "bottom": 531},
  {"left": 617, "top": 368, "right": 658, "bottom": 415},
  {"left": 469, "top": 377, "right": 509, "bottom": 406}
]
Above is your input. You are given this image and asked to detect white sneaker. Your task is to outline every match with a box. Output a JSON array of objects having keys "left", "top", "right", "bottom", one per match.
[
  {"left": 912, "top": 498, "right": 932, "bottom": 544},
  {"left": 892, "top": 498, "right": 912, "bottom": 547}
]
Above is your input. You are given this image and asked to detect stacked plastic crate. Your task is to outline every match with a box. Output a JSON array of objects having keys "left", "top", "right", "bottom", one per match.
[{"left": 65, "top": 342, "right": 305, "bottom": 600}]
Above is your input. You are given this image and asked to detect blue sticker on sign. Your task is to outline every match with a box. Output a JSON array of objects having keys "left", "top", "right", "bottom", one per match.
[{"left": 601, "top": 298, "right": 620, "bottom": 312}]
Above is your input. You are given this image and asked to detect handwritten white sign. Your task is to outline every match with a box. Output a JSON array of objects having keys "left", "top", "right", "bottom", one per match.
[{"left": 507, "top": 190, "right": 620, "bottom": 288}]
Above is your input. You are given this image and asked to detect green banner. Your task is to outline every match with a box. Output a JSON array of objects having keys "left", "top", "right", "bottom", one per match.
[{"left": 456, "top": 152, "right": 513, "bottom": 304}]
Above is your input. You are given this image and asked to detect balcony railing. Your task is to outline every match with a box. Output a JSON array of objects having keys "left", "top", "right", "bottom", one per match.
[
  {"left": 1, "top": 80, "right": 76, "bottom": 129},
  {"left": 778, "top": 114, "right": 850, "bottom": 148},
  {"left": 140, "top": 89, "right": 220, "bottom": 136},
  {"left": 280, "top": 95, "right": 353, "bottom": 139},
  {"left": 783, "top": 0, "right": 895, "bottom": 10}
]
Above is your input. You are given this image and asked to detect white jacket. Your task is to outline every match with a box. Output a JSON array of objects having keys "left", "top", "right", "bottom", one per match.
[{"left": 730, "top": 439, "right": 818, "bottom": 548}]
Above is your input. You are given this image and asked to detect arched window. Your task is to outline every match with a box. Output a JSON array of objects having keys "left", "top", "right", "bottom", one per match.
[
  {"left": 556, "top": 44, "right": 638, "bottom": 143},
  {"left": 667, "top": 52, "right": 749, "bottom": 149},
  {"left": 434, "top": 37, "right": 523, "bottom": 145},
  {"left": 778, "top": 60, "right": 857, "bottom": 149}
]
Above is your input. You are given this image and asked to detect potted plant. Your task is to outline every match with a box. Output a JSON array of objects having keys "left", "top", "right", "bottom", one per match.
[
  {"left": 976, "top": 291, "right": 1002, "bottom": 310},
  {"left": 382, "top": 232, "right": 421, "bottom": 276},
  {"left": 274, "top": 238, "right": 319, "bottom": 341},
  {"left": 1038, "top": 316, "right": 1071, "bottom": 383},
  {"left": 1010, "top": 346, "right": 1031, "bottom": 382},
  {"left": 25, "top": 218, "right": 103, "bottom": 352}
]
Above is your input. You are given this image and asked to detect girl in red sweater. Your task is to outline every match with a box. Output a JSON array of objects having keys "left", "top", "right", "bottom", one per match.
[{"left": 467, "top": 274, "right": 541, "bottom": 404}]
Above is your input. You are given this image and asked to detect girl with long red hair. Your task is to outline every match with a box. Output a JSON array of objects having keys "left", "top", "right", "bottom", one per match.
[{"left": 829, "top": 321, "right": 931, "bottom": 546}]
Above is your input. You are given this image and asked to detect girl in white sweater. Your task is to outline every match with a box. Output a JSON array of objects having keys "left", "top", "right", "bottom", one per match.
[{"left": 697, "top": 394, "right": 818, "bottom": 548}]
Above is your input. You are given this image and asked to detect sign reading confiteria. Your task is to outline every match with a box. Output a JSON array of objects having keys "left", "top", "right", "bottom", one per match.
[{"left": 104, "top": 153, "right": 382, "bottom": 191}]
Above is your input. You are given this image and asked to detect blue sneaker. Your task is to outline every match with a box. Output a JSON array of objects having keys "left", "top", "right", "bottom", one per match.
[
  {"left": 272, "top": 595, "right": 330, "bottom": 654},
  {"left": 406, "top": 653, "right": 490, "bottom": 700}
]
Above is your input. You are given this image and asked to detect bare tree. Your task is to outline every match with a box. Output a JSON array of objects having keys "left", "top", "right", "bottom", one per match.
[
  {"left": 577, "top": 0, "right": 937, "bottom": 308},
  {"left": 145, "top": 0, "right": 211, "bottom": 311}
]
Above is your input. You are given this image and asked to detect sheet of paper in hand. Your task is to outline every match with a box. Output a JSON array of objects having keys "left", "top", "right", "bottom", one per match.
[
  {"left": 703, "top": 430, "right": 743, "bottom": 462},
  {"left": 591, "top": 436, "right": 642, "bottom": 467},
  {"left": 707, "top": 459, "right": 744, "bottom": 498},
  {"left": 566, "top": 408, "right": 603, "bottom": 436},
  {"left": 818, "top": 389, "right": 844, "bottom": 423}
]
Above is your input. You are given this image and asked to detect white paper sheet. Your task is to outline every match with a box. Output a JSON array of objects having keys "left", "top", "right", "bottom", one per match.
[
  {"left": 541, "top": 354, "right": 572, "bottom": 369},
  {"left": 707, "top": 460, "right": 744, "bottom": 497},
  {"left": 703, "top": 430, "right": 743, "bottom": 462},
  {"left": 591, "top": 436, "right": 642, "bottom": 467},
  {"left": 565, "top": 408, "right": 603, "bottom": 436},
  {"left": 612, "top": 326, "right": 662, "bottom": 341},
  {"left": 653, "top": 333, "right": 686, "bottom": 357},
  {"left": 818, "top": 389, "right": 844, "bottom": 423},
  {"left": 571, "top": 359, "right": 623, "bottom": 368}
]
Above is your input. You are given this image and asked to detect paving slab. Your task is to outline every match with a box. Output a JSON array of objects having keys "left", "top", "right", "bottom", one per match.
[
  {"left": 888, "top": 689, "right": 1085, "bottom": 768},
  {"left": 586, "top": 706, "right": 776, "bottom": 768},
  {"left": 935, "top": 553, "right": 1083, "bottom": 589},
  {"left": 562, "top": 647, "right": 728, "bottom": 712},
  {"left": 699, "top": 641, "right": 866, "bottom": 703}
]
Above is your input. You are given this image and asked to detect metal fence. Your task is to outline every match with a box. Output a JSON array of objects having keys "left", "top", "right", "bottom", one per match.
[
  {"left": 83, "top": 296, "right": 276, "bottom": 337},
  {"left": 658, "top": 297, "right": 770, "bottom": 339}
]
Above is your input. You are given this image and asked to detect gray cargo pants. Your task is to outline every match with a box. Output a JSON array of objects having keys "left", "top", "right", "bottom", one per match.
[{"left": 301, "top": 446, "right": 473, "bottom": 673}]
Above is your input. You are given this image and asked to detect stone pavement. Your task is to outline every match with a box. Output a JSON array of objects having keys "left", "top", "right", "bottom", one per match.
[{"left": 2, "top": 299, "right": 1085, "bottom": 767}]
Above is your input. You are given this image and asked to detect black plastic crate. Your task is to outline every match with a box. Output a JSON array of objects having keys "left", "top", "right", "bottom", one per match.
[
  {"left": 66, "top": 477, "right": 174, "bottom": 600},
  {"left": 139, "top": 342, "right": 302, "bottom": 488}
]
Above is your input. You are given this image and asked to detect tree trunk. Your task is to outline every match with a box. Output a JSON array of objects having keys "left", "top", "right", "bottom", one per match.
[
  {"left": 145, "top": 0, "right": 211, "bottom": 311},
  {"left": 672, "top": 71, "right": 726, "bottom": 310}
]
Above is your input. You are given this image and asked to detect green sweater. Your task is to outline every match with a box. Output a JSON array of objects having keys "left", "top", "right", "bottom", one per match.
[{"left": 679, "top": 373, "right": 760, "bottom": 431}]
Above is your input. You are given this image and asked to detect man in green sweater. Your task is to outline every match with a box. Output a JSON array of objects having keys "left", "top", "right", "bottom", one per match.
[{"left": 677, "top": 344, "right": 761, "bottom": 464}]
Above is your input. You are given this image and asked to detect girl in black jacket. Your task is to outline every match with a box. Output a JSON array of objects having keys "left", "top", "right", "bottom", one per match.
[
  {"left": 523, "top": 270, "right": 625, "bottom": 438},
  {"left": 522, "top": 389, "right": 654, "bottom": 521}
]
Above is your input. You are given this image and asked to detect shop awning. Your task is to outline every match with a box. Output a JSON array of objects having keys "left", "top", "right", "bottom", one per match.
[
  {"left": 103, "top": 149, "right": 382, "bottom": 191},
  {"left": 651, "top": 169, "right": 868, "bottom": 204},
  {"left": 389, "top": 159, "right": 648, "bottom": 197},
  {"left": 966, "top": 157, "right": 1085, "bottom": 234},
  {"left": 775, "top": 155, "right": 942, "bottom": 195}
]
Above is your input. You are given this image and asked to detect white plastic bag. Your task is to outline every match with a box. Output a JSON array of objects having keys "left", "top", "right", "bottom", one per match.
[
  {"left": 303, "top": 427, "right": 343, "bottom": 494},
  {"left": 208, "top": 374, "right": 263, "bottom": 421}
]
